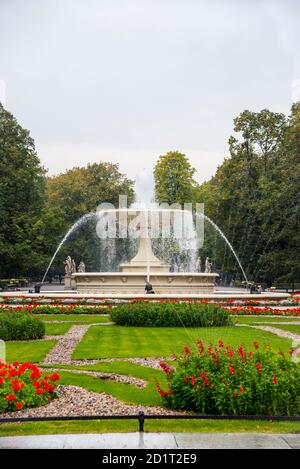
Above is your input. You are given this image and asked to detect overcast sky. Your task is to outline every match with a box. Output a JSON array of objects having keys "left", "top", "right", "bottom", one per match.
[{"left": 1, "top": 0, "right": 300, "bottom": 183}]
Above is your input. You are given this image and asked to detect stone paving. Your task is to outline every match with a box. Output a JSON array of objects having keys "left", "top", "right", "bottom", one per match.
[{"left": 0, "top": 432, "right": 299, "bottom": 449}]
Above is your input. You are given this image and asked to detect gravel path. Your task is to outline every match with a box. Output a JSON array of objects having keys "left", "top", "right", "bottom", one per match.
[
  {"left": 1, "top": 385, "right": 184, "bottom": 419},
  {"left": 237, "top": 324, "right": 300, "bottom": 341},
  {"left": 42, "top": 325, "right": 91, "bottom": 365}
]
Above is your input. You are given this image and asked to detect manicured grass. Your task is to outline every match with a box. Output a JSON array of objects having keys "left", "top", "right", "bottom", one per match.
[
  {"left": 72, "top": 325, "right": 292, "bottom": 359},
  {"left": 44, "top": 323, "right": 72, "bottom": 335},
  {"left": 57, "top": 370, "right": 166, "bottom": 407},
  {"left": 233, "top": 316, "right": 300, "bottom": 324},
  {"left": 5, "top": 340, "right": 57, "bottom": 363},
  {"left": 37, "top": 314, "right": 110, "bottom": 323},
  {"left": 264, "top": 324, "right": 300, "bottom": 335},
  {"left": 0, "top": 419, "right": 299, "bottom": 436},
  {"left": 43, "top": 361, "right": 164, "bottom": 382}
]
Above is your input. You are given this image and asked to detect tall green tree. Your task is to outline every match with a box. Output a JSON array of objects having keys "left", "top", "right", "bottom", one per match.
[
  {"left": 37, "top": 163, "right": 134, "bottom": 276},
  {"left": 196, "top": 104, "right": 299, "bottom": 286},
  {"left": 0, "top": 102, "right": 45, "bottom": 278},
  {"left": 154, "top": 151, "right": 197, "bottom": 205}
]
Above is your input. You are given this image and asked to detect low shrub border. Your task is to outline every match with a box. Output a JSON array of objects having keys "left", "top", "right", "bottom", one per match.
[
  {"left": 0, "top": 311, "right": 45, "bottom": 341},
  {"left": 0, "top": 362, "right": 60, "bottom": 413},
  {"left": 110, "top": 302, "right": 233, "bottom": 327},
  {"left": 157, "top": 341, "right": 300, "bottom": 416}
]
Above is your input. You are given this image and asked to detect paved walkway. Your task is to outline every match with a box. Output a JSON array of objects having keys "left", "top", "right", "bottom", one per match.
[{"left": 0, "top": 432, "right": 299, "bottom": 449}]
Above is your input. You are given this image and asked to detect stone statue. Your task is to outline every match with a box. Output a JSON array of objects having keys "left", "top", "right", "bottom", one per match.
[
  {"left": 78, "top": 261, "right": 86, "bottom": 273},
  {"left": 195, "top": 256, "right": 201, "bottom": 272},
  {"left": 72, "top": 259, "right": 77, "bottom": 273},
  {"left": 205, "top": 257, "right": 212, "bottom": 273},
  {"left": 64, "top": 256, "right": 73, "bottom": 275}
]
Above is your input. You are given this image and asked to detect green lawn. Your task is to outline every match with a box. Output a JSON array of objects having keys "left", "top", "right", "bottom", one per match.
[
  {"left": 233, "top": 316, "right": 300, "bottom": 324},
  {"left": 263, "top": 324, "right": 300, "bottom": 335},
  {"left": 44, "top": 323, "right": 72, "bottom": 335},
  {"left": 5, "top": 340, "right": 57, "bottom": 363},
  {"left": 1, "top": 419, "right": 299, "bottom": 437},
  {"left": 37, "top": 314, "right": 110, "bottom": 323},
  {"left": 43, "top": 360, "right": 165, "bottom": 382},
  {"left": 72, "top": 325, "right": 292, "bottom": 359}
]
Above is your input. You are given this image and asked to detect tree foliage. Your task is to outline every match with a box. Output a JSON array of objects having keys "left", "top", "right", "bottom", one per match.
[
  {"left": 154, "top": 151, "right": 197, "bottom": 205},
  {"left": 197, "top": 104, "right": 300, "bottom": 286}
]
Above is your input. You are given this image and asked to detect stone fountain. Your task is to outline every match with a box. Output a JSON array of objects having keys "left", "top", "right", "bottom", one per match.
[{"left": 72, "top": 208, "right": 218, "bottom": 294}]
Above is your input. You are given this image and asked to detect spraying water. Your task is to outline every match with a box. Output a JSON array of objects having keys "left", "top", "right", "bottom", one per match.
[
  {"left": 195, "top": 212, "right": 248, "bottom": 284},
  {"left": 41, "top": 212, "right": 96, "bottom": 283}
]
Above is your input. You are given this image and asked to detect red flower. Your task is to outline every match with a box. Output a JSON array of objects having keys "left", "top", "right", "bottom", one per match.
[
  {"left": 5, "top": 394, "right": 16, "bottom": 401},
  {"left": 35, "top": 388, "right": 43, "bottom": 395},
  {"left": 16, "top": 402, "right": 23, "bottom": 410},
  {"left": 183, "top": 346, "right": 191, "bottom": 355},
  {"left": 184, "top": 375, "right": 189, "bottom": 384},
  {"left": 218, "top": 340, "right": 224, "bottom": 348},
  {"left": 11, "top": 379, "right": 24, "bottom": 392},
  {"left": 228, "top": 364, "right": 236, "bottom": 375},
  {"left": 159, "top": 362, "right": 171, "bottom": 377},
  {"left": 197, "top": 339, "right": 204, "bottom": 354},
  {"left": 43, "top": 383, "right": 55, "bottom": 393},
  {"left": 273, "top": 375, "right": 277, "bottom": 385},
  {"left": 237, "top": 346, "right": 244, "bottom": 357},
  {"left": 239, "top": 386, "right": 245, "bottom": 393},
  {"left": 49, "top": 372, "right": 61, "bottom": 382},
  {"left": 0, "top": 377, "right": 4, "bottom": 386},
  {"left": 233, "top": 392, "right": 237, "bottom": 399},
  {"left": 190, "top": 375, "right": 197, "bottom": 386},
  {"left": 13, "top": 361, "right": 19, "bottom": 367},
  {"left": 253, "top": 341, "right": 259, "bottom": 350},
  {"left": 256, "top": 363, "right": 262, "bottom": 375}
]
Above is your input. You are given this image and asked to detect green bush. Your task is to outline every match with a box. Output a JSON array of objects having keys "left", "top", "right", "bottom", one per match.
[
  {"left": 157, "top": 341, "right": 300, "bottom": 416},
  {"left": 110, "top": 301, "right": 232, "bottom": 327},
  {"left": 0, "top": 311, "right": 45, "bottom": 341}
]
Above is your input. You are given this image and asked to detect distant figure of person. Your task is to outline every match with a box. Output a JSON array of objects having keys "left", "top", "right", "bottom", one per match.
[
  {"left": 58, "top": 273, "right": 63, "bottom": 284},
  {"left": 195, "top": 257, "right": 201, "bottom": 272},
  {"left": 145, "top": 281, "right": 155, "bottom": 294}
]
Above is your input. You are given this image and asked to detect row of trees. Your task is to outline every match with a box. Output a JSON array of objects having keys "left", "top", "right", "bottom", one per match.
[
  {"left": 1, "top": 100, "right": 299, "bottom": 285},
  {"left": 153, "top": 104, "right": 300, "bottom": 286},
  {"left": 0, "top": 102, "right": 134, "bottom": 280}
]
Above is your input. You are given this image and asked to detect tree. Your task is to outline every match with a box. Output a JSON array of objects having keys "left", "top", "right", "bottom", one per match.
[
  {"left": 196, "top": 104, "right": 300, "bottom": 287},
  {"left": 153, "top": 151, "right": 198, "bottom": 205},
  {"left": 0, "top": 102, "right": 45, "bottom": 278},
  {"left": 37, "top": 163, "right": 135, "bottom": 275}
]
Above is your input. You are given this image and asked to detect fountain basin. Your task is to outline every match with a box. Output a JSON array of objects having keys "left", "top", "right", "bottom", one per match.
[{"left": 72, "top": 272, "right": 219, "bottom": 294}]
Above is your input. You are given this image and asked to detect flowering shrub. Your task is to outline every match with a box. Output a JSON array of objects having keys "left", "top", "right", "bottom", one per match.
[
  {"left": 0, "top": 362, "right": 60, "bottom": 413},
  {"left": 157, "top": 341, "right": 300, "bottom": 415},
  {"left": 0, "top": 311, "right": 45, "bottom": 340},
  {"left": 110, "top": 302, "right": 232, "bottom": 327}
]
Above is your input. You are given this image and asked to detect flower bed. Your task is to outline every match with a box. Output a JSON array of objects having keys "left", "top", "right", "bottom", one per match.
[
  {"left": 228, "top": 306, "right": 300, "bottom": 316},
  {"left": 0, "top": 362, "right": 60, "bottom": 413},
  {"left": 157, "top": 341, "right": 300, "bottom": 415},
  {"left": 0, "top": 305, "right": 111, "bottom": 315}
]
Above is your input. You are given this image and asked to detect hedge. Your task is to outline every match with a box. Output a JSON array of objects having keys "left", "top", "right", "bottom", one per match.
[
  {"left": 0, "top": 311, "right": 45, "bottom": 341},
  {"left": 110, "top": 301, "right": 232, "bottom": 327}
]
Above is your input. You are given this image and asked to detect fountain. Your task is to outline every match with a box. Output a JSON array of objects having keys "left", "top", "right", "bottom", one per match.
[{"left": 72, "top": 207, "right": 219, "bottom": 294}]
